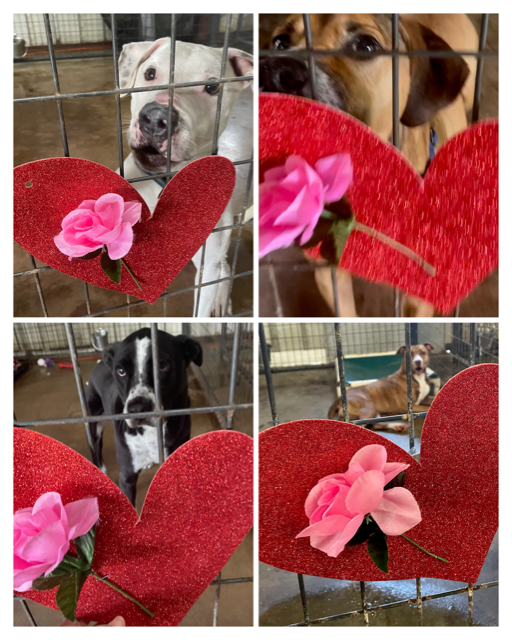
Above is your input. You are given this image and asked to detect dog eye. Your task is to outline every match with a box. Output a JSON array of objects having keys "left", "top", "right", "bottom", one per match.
[
  {"left": 346, "top": 34, "right": 382, "bottom": 56},
  {"left": 205, "top": 82, "right": 220, "bottom": 95},
  {"left": 159, "top": 361, "right": 170, "bottom": 372},
  {"left": 116, "top": 366, "right": 126, "bottom": 377},
  {"left": 144, "top": 67, "right": 157, "bottom": 81},
  {"left": 273, "top": 34, "right": 291, "bottom": 50}
]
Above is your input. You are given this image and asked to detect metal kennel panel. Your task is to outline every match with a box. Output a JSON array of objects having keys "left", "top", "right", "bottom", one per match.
[
  {"left": 260, "top": 323, "right": 408, "bottom": 371},
  {"left": 259, "top": 14, "right": 498, "bottom": 317},
  {"left": 14, "top": 321, "right": 253, "bottom": 627},
  {"left": 13, "top": 13, "right": 253, "bottom": 318},
  {"left": 259, "top": 322, "right": 498, "bottom": 626}
]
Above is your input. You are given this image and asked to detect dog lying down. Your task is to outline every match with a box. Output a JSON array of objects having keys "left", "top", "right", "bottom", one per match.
[
  {"left": 260, "top": 14, "right": 480, "bottom": 317},
  {"left": 86, "top": 328, "right": 203, "bottom": 506},
  {"left": 119, "top": 38, "right": 254, "bottom": 317},
  {"left": 328, "top": 343, "right": 438, "bottom": 432}
]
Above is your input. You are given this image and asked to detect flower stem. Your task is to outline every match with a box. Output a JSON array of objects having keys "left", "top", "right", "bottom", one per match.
[
  {"left": 400, "top": 535, "right": 449, "bottom": 563},
  {"left": 120, "top": 258, "right": 142, "bottom": 290},
  {"left": 91, "top": 572, "right": 154, "bottom": 617}
]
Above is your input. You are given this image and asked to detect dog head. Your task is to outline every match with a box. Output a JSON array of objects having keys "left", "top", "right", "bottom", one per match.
[
  {"left": 396, "top": 343, "right": 432, "bottom": 375},
  {"left": 103, "top": 327, "right": 203, "bottom": 428},
  {"left": 260, "top": 14, "right": 470, "bottom": 140},
  {"left": 119, "top": 38, "right": 253, "bottom": 171}
]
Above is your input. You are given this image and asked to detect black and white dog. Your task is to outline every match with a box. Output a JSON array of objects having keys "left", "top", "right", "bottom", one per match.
[{"left": 86, "top": 328, "right": 203, "bottom": 506}]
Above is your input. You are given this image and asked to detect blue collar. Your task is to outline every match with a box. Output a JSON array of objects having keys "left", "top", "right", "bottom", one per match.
[
  {"left": 134, "top": 160, "right": 169, "bottom": 193},
  {"left": 429, "top": 127, "right": 438, "bottom": 162}
]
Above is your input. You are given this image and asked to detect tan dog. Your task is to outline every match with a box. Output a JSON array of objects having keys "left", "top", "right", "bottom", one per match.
[
  {"left": 260, "top": 14, "right": 478, "bottom": 317},
  {"left": 328, "top": 343, "right": 434, "bottom": 432}
]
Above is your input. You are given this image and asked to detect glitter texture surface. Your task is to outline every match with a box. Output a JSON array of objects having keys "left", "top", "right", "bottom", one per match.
[
  {"left": 259, "top": 94, "right": 498, "bottom": 313},
  {"left": 14, "top": 429, "right": 253, "bottom": 626},
  {"left": 259, "top": 364, "right": 498, "bottom": 583},
  {"left": 14, "top": 156, "right": 236, "bottom": 304}
]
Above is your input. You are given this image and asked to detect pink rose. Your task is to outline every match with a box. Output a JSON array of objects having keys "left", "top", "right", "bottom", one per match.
[
  {"left": 14, "top": 492, "right": 99, "bottom": 592},
  {"left": 54, "top": 194, "right": 142, "bottom": 260},
  {"left": 259, "top": 153, "right": 352, "bottom": 258},
  {"left": 296, "top": 444, "right": 421, "bottom": 557}
]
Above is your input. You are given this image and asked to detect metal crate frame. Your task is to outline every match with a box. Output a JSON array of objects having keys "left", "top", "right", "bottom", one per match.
[
  {"left": 259, "top": 13, "right": 498, "bottom": 317},
  {"left": 14, "top": 321, "right": 254, "bottom": 627},
  {"left": 14, "top": 13, "right": 253, "bottom": 318},
  {"left": 259, "top": 321, "right": 498, "bottom": 626}
]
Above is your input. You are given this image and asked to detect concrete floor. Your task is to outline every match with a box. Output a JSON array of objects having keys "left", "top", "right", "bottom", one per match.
[
  {"left": 259, "top": 14, "right": 499, "bottom": 318},
  {"left": 14, "top": 360, "right": 253, "bottom": 626},
  {"left": 258, "top": 356, "right": 498, "bottom": 626},
  {"left": 14, "top": 57, "right": 253, "bottom": 317}
]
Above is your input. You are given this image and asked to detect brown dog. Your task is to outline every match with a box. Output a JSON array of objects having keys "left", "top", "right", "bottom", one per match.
[
  {"left": 328, "top": 343, "right": 434, "bottom": 432},
  {"left": 260, "top": 14, "right": 478, "bottom": 317}
]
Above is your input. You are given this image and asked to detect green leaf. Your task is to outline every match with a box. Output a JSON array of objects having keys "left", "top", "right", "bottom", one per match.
[
  {"left": 367, "top": 531, "right": 389, "bottom": 574},
  {"left": 55, "top": 571, "right": 90, "bottom": 622},
  {"left": 32, "top": 574, "right": 67, "bottom": 591},
  {"left": 329, "top": 214, "right": 355, "bottom": 262},
  {"left": 75, "top": 525, "right": 96, "bottom": 566},
  {"left": 76, "top": 248, "right": 103, "bottom": 261},
  {"left": 100, "top": 252, "right": 121, "bottom": 284},
  {"left": 46, "top": 554, "right": 88, "bottom": 577}
]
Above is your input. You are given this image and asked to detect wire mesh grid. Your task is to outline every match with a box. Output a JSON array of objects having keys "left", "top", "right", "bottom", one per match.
[
  {"left": 14, "top": 13, "right": 253, "bottom": 318},
  {"left": 14, "top": 321, "right": 253, "bottom": 626},
  {"left": 259, "top": 14, "right": 498, "bottom": 318},
  {"left": 259, "top": 322, "right": 498, "bottom": 626}
]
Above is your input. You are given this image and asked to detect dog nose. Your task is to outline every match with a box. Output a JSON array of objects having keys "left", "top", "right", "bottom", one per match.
[
  {"left": 138, "top": 102, "right": 179, "bottom": 139},
  {"left": 259, "top": 56, "right": 311, "bottom": 97},
  {"left": 126, "top": 397, "right": 154, "bottom": 414}
]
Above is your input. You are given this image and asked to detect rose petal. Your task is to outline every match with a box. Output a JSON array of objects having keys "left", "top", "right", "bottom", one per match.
[
  {"left": 323, "top": 485, "right": 352, "bottom": 518},
  {"left": 345, "top": 470, "right": 385, "bottom": 515},
  {"left": 94, "top": 194, "right": 125, "bottom": 228},
  {"left": 382, "top": 461, "right": 410, "bottom": 485},
  {"left": 106, "top": 223, "right": 134, "bottom": 260},
  {"left": 122, "top": 201, "right": 142, "bottom": 226},
  {"left": 64, "top": 497, "right": 99, "bottom": 540},
  {"left": 305, "top": 481, "right": 328, "bottom": 518},
  {"left": 349, "top": 445, "right": 387, "bottom": 473},
  {"left": 296, "top": 513, "right": 352, "bottom": 538},
  {"left": 314, "top": 153, "right": 353, "bottom": 202},
  {"left": 310, "top": 504, "right": 329, "bottom": 524},
  {"left": 21, "top": 520, "right": 70, "bottom": 569},
  {"left": 371, "top": 487, "right": 422, "bottom": 536},
  {"left": 317, "top": 514, "right": 365, "bottom": 557}
]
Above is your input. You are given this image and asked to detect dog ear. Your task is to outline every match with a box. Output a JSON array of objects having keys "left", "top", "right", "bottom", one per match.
[
  {"left": 177, "top": 335, "right": 203, "bottom": 367},
  {"left": 118, "top": 38, "right": 167, "bottom": 97},
  {"left": 399, "top": 21, "right": 470, "bottom": 127},
  {"left": 424, "top": 343, "right": 433, "bottom": 352},
  {"left": 396, "top": 346, "right": 406, "bottom": 355},
  {"left": 102, "top": 343, "right": 119, "bottom": 371},
  {"left": 227, "top": 48, "right": 254, "bottom": 89}
]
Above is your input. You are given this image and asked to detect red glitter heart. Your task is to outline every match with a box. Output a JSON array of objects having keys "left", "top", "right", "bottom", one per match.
[
  {"left": 259, "top": 94, "right": 498, "bottom": 313},
  {"left": 259, "top": 364, "right": 498, "bottom": 582},
  {"left": 14, "top": 156, "right": 236, "bottom": 304},
  {"left": 14, "top": 429, "right": 253, "bottom": 626}
]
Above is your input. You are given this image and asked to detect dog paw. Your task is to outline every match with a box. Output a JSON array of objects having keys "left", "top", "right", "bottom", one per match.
[{"left": 388, "top": 422, "right": 409, "bottom": 433}]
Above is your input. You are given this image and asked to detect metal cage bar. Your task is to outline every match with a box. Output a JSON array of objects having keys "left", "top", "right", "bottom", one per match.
[
  {"left": 14, "top": 321, "right": 253, "bottom": 626},
  {"left": 260, "top": 13, "right": 497, "bottom": 318},
  {"left": 259, "top": 321, "right": 498, "bottom": 626},
  {"left": 14, "top": 13, "right": 254, "bottom": 318}
]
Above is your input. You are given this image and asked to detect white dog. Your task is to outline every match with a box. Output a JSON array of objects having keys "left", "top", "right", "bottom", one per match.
[{"left": 118, "top": 38, "right": 253, "bottom": 316}]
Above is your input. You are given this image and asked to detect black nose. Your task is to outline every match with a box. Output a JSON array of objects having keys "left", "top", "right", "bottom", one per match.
[
  {"left": 126, "top": 396, "right": 154, "bottom": 414},
  {"left": 259, "top": 56, "right": 311, "bottom": 97},
  {"left": 138, "top": 102, "right": 179, "bottom": 139}
]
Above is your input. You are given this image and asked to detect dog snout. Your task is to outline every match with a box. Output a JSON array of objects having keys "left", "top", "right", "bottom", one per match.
[
  {"left": 138, "top": 102, "right": 179, "bottom": 139},
  {"left": 260, "top": 56, "right": 311, "bottom": 97},
  {"left": 126, "top": 396, "right": 155, "bottom": 414}
]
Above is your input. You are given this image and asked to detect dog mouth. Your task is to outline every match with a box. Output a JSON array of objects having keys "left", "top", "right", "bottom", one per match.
[
  {"left": 126, "top": 417, "right": 158, "bottom": 429},
  {"left": 414, "top": 366, "right": 425, "bottom": 374}
]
